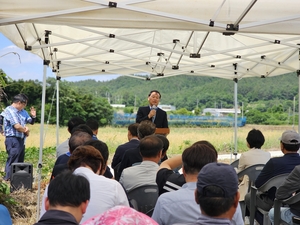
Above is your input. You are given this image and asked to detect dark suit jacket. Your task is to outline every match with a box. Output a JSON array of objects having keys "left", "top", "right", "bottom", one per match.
[
  {"left": 111, "top": 139, "right": 140, "bottom": 168},
  {"left": 116, "top": 147, "right": 142, "bottom": 181},
  {"left": 136, "top": 106, "right": 168, "bottom": 128},
  {"left": 255, "top": 153, "right": 300, "bottom": 199}
]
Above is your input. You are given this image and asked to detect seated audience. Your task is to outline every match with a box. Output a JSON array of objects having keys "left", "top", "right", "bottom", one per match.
[
  {"left": 0, "top": 204, "right": 12, "bottom": 225},
  {"left": 35, "top": 171, "right": 90, "bottom": 225},
  {"left": 81, "top": 205, "right": 158, "bottom": 225},
  {"left": 194, "top": 162, "right": 240, "bottom": 224},
  {"left": 269, "top": 164, "right": 300, "bottom": 224},
  {"left": 156, "top": 134, "right": 169, "bottom": 164},
  {"left": 41, "top": 145, "right": 129, "bottom": 223},
  {"left": 55, "top": 125, "right": 93, "bottom": 165},
  {"left": 156, "top": 140, "right": 216, "bottom": 195},
  {"left": 56, "top": 117, "right": 85, "bottom": 157},
  {"left": 50, "top": 131, "right": 92, "bottom": 180},
  {"left": 245, "top": 130, "right": 300, "bottom": 225},
  {"left": 86, "top": 119, "right": 99, "bottom": 140},
  {"left": 83, "top": 139, "right": 113, "bottom": 178},
  {"left": 116, "top": 120, "right": 156, "bottom": 180},
  {"left": 119, "top": 135, "right": 163, "bottom": 192},
  {"left": 237, "top": 129, "right": 271, "bottom": 201},
  {"left": 151, "top": 141, "right": 244, "bottom": 225},
  {"left": 112, "top": 123, "right": 139, "bottom": 180}
]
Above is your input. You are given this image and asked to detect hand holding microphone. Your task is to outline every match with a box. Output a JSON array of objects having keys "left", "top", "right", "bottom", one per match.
[{"left": 148, "top": 105, "right": 157, "bottom": 119}]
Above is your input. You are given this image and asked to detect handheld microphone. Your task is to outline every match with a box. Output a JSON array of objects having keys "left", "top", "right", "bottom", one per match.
[{"left": 152, "top": 105, "right": 157, "bottom": 110}]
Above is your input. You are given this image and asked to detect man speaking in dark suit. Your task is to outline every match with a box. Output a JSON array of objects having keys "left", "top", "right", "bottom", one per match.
[{"left": 136, "top": 90, "right": 168, "bottom": 128}]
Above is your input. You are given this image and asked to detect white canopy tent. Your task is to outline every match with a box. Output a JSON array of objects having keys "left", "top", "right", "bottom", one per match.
[
  {"left": 1, "top": 0, "right": 300, "bottom": 220},
  {"left": 1, "top": 0, "right": 300, "bottom": 80}
]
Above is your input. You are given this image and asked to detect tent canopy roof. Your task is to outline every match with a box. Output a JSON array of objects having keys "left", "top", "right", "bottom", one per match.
[{"left": 1, "top": 0, "right": 300, "bottom": 80}]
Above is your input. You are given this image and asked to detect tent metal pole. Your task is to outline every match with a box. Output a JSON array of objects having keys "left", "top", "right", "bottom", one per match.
[
  {"left": 56, "top": 77, "right": 60, "bottom": 147},
  {"left": 234, "top": 78, "right": 238, "bottom": 161},
  {"left": 298, "top": 49, "right": 300, "bottom": 133},
  {"left": 36, "top": 60, "right": 48, "bottom": 221},
  {"left": 298, "top": 75, "right": 300, "bottom": 132}
]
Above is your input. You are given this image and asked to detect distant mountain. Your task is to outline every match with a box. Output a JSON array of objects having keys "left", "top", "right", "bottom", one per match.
[{"left": 68, "top": 72, "right": 298, "bottom": 111}]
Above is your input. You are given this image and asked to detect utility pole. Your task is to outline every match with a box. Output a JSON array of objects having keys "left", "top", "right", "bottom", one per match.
[{"left": 134, "top": 95, "right": 136, "bottom": 112}]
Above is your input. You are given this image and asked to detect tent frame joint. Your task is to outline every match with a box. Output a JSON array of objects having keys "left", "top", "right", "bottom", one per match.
[{"left": 43, "top": 60, "right": 50, "bottom": 66}]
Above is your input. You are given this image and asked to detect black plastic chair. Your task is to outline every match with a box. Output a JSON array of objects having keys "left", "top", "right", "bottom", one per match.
[
  {"left": 250, "top": 173, "right": 289, "bottom": 225},
  {"left": 127, "top": 185, "right": 159, "bottom": 216},
  {"left": 274, "top": 192, "right": 300, "bottom": 225},
  {"left": 237, "top": 164, "right": 265, "bottom": 219},
  {"left": 230, "top": 159, "right": 239, "bottom": 168}
]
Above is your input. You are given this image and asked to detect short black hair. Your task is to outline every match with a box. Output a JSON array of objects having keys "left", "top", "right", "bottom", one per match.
[
  {"left": 139, "top": 135, "right": 163, "bottom": 158},
  {"left": 84, "top": 139, "right": 109, "bottom": 164},
  {"left": 71, "top": 124, "right": 93, "bottom": 137},
  {"left": 282, "top": 142, "right": 300, "bottom": 151},
  {"left": 197, "top": 185, "right": 235, "bottom": 217},
  {"left": 155, "top": 134, "right": 169, "bottom": 155},
  {"left": 13, "top": 93, "right": 28, "bottom": 104},
  {"left": 128, "top": 123, "right": 139, "bottom": 137},
  {"left": 182, "top": 143, "right": 217, "bottom": 175},
  {"left": 48, "top": 171, "right": 90, "bottom": 207},
  {"left": 67, "top": 117, "right": 85, "bottom": 133},
  {"left": 148, "top": 90, "right": 161, "bottom": 98},
  {"left": 86, "top": 119, "right": 99, "bottom": 131},
  {"left": 192, "top": 140, "right": 218, "bottom": 158},
  {"left": 246, "top": 129, "right": 265, "bottom": 149}
]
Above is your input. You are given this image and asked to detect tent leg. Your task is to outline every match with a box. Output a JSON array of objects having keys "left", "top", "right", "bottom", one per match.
[
  {"left": 298, "top": 71, "right": 300, "bottom": 133},
  {"left": 36, "top": 61, "right": 48, "bottom": 221},
  {"left": 298, "top": 49, "right": 300, "bottom": 133},
  {"left": 233, "top": 78, "right": 238, "bottom": 160},
  {"left": 56, "top": 77, "right": 60, "bottom": 147}
]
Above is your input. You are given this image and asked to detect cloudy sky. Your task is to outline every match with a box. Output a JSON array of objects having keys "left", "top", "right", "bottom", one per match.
[{"left": 0, "top": 32, "right": 119, "bottom": 82}]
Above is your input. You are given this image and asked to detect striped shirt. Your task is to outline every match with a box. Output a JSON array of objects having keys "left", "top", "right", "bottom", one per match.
[{"left": 1, "top": 105, "right": 32, "bottom": 138}]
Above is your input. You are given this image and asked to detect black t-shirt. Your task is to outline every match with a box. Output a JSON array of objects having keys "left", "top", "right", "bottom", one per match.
[{"left": 156, "top": 168, "right": 186, "bottom": 195}]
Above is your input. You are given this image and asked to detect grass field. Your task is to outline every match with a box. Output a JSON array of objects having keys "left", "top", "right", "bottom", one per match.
[
  {"left": 0, "top": 123, "right": 293, "bottom": 161},
  {"left": 0, "top": 124, "right": 296, "bottom": 224},
  {"left": 13, "top": 123, "right": 294, "bottom": 151}
]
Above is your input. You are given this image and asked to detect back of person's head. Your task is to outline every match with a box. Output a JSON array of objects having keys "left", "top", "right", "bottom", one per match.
[
  {"left": 13, "top": 93, "right": 28, "bottom": 104},
  {"left": 137, "top": 120, "right": 156, "bottom": 139},
  {"left": 139, "top": 135, "right": 163, "bottom": 158},
  {"left": 155, "top": 134, "right": 169, "bottom": 156},
  {"left": 195, "top": 162, "right": 239, "bottom": 218},
  {"left": 69, "top": 131, "right": 93, "bottom": 153},
  {"left": 86, "top": 119, "right": 99, "bottom": 131},
  {"left": 192, "top": 140, "right": 218, "bottom": 159},
  {"left": 67, "top": 117, "right": 85, "bottom": 133},
  {"left": 47, "top": 171, "right": 90, "bottom": 208},
  {"left": 280, "top": 130, "right": 300, "bottom": 151},
  {"left": 84, "top": 139, "right": 109, "bottom": 164},
  {"left": 128, "top": 123, "right": 139, "bottom": 137},
  {"left": 246, "top": 129, "right": 265, "bottom": 149},
  {"left": 71, "top": 124, "right": 93, "bottom": 137},
  {"left": 182, "top": 142, "right": 217, "bottom": 175},
  {"left": 68, "top": 145, "right": 105, "bottom": 174}
]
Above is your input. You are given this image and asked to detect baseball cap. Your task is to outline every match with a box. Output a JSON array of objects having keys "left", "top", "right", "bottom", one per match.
[
  {"left": 196, "top": 162, "right": 238, "bottom": 198},
  {"left": 280, "top": 130, "right": 300, "bottom": 145}
]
